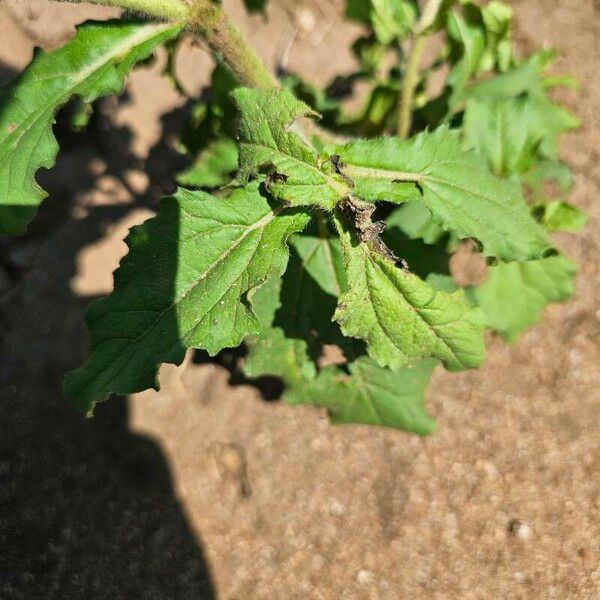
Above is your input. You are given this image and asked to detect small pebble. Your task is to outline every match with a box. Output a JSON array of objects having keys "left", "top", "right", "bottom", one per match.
[
  {"left": 329, "top": 500, "right": 346, "bottom": 516},
  {"left": 514, "top": 571, "right": 526, "bottom": 583},
  {"left": 213, "top": 442, "right": 251, "bottom": 497},
  {"left": 295, "top": 8, "right": 316, "bottom": 32},
  {"left": 356, "top": 570, "right": 374, "bottom": 585},
  {"left": 509, "top": 519, "right": 532, "bottom": 540}
]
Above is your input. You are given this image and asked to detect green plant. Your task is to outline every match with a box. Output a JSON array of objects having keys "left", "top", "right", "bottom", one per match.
[{"left": 0, "top": 0, "right": 585, "bottom": 433}]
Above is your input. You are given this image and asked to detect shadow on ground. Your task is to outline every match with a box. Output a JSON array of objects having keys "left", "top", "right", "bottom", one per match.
[{"left": 0, "top": 66, "right": 215, "bottom": 598}]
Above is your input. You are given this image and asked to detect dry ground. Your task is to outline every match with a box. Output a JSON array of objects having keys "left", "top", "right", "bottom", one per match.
[{"left": 0, "top": 1, "right": 599, "bottom": 599}]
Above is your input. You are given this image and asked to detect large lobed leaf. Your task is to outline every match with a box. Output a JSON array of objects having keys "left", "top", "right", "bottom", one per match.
[
  {"left": 468, "top": 255, "right": 577, "bottom": 342},
  {"left": 287, "top": 357, "right": 437, "bottom": 435},
  {"left": 0, "top": 20, "right": 182, "bottom": 234},
  {"left": 333, "top": 203, "right": 485, "bottom": 372},
  {"left": 245, "top": 226, "right": 440, "bottom": 433},
  {"left": 336, "top": 127, "right": 551, "bottom": 262},
  {"left": 65, "top": 183, "right": 310, "bottom": 413},
  {"left": 462, "top": 52, "right": 579, "bottom": 177}
]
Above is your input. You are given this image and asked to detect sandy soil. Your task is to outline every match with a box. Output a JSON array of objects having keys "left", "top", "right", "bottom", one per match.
[{"left": 0, "top": 1, "right": 599, "bottom": 599}]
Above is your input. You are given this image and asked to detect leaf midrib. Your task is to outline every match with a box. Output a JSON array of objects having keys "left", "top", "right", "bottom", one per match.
[
  {"left": 1, "top": 24, "right": 176, "bottom": 153},
  {"left": 365, "top": 247, "right": 466, "bottom": 368},
  {"left": 343, "top": 162, "right": 523, "bottom": 212},
  {"left": 87, "top": 206, "right": 282, "bottom": 391}
]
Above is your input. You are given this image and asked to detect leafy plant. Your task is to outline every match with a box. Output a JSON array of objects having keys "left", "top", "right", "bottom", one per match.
[{"left": 0, "top": 0, "right": 585, "bottom": 433}]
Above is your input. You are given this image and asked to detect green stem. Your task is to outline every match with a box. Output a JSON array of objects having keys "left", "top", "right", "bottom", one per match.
[
  {"left": 187, "top": 0, "right": 279, "bottom": 89},
  {"left": 60, "top": 0, "right": 348, "bottom": 142},
  {"left": 188, "top": 0, "right": 351, "bottom": 145},
  {"left": 397, "top": 35, "right": 425, "bottom": 138},
  {"left": 61, "top": 0, "right": 277, "bottom": 88},
  {"left": 397, "top": 0, "right": 443, "bottom": 138},
  {"left": 186, "top": 1, "right": 347, "bottom": 144}
]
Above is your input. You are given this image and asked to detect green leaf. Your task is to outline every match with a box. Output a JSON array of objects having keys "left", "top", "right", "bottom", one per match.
[
  {"left": 287, "top": 357, "right": 437, "bottom": 434},
  {"left": 462, "top": 95, "right": 544, "bottom": 176},
  {"left": 522, "top": 159, "right": 573, "bottom": 197},
  {"left": 64, "top": 183, "right": 310, "bottom": 413},
  {"left": 345, "top": 0, "right": 418, "bottom": 43},
  {"left": 479, "top": 1, "right": 513, "bottom": 72},
  {"left": 351, "top": 36, "right": 387, "bottom": 74},
  {"left": 68, "top": 98, "right": 94, "bottom": 132},
  {"left": 244, "top": 227, "right": 442, "bottom": 436},
  {"left": 244, "top": 232, "right": 346, "bottom": 388},
  {"left": 0, "top": 20, "right": 182, "bottom": 235},
  {"left": 537, "top": 201, "right": 588, "bottom": 233},
  {"left": 447, "top": 4, "right": 486, "bottom": 91},
  {"left": 243, "top": 277, "right": 317, "bottom": 388},
  {"left": 426, "top": 273, "right": 459, "bottom": 293},
  {"left": 281, "top": 73, "right": 342, "bottom": 129},
  {"left": 346, "top": 0, "right": 372, "bottom": 24},
  {"left": 333, "top": 201, "right": 485, "bottom": 372},
  {"left": 232, "top": 87, "right": 350, "bottom": 209},
  {"left": 343, "top": 82, "right": 399, "bottom": 137},
  {"left": 177, "top": 138, "right": 238, "bottom": 189},
  {"left": 385, "top": 202, "right": 446, "bottom": 245},
  {"left": 462, "top": 53, "right": 579, "bottom": 174},
  {"left": 179, "top": 63, "right": 238, "bottom": 155},
  {"left": 336, "top": 127, "right": 551, "bottom": 261},
  {"left": 446, "top": 1, "right": 514, "bottom": 101},
  {"left": 370, "top": 0, "right": 418, "bottom": 44},
  {"left": 467, "top": 50, "right": 550, "bottom": 99},
  {"left": 467, "top": 52, "right": 579, "bottom": 160},
  {"left": 468, "top": 255, "right": 577, "bottom": 342}
]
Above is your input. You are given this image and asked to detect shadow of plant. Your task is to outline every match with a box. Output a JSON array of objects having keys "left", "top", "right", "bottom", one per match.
[{"left": 0, "top": 66, "right": 215, "bottom": 598}]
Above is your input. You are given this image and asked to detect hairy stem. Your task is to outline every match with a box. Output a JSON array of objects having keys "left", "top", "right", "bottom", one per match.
[
  {"left": 187, "top": 0, "right": 279, "bottom": 89},
  {"left": 61, "top": 0, "right": 276, "bottom": 88},
  {"left": 60, "top": 0, "right": 348, "bottom": 141},
  {"left": 397, "top": 0, "right": 443, "bottom": 138},
  {"left": 187, "top": 1, "right": 349, "bottom": 144}
]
